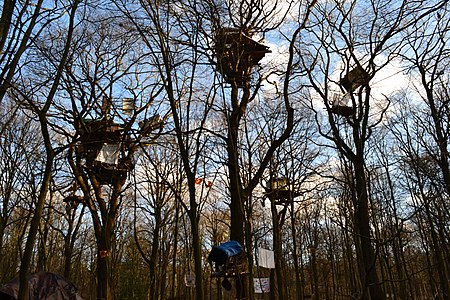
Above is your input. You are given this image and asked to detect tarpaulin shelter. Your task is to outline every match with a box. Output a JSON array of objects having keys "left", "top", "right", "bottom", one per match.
[
  {"left": 208, "top": 240, "right": 245, "bottom": 277},
  {"left": 0, "top": 272, "right": 83, "bottom": 300},
  {"left": 208, "top": 241, "right": 247, "bottom": 293}
]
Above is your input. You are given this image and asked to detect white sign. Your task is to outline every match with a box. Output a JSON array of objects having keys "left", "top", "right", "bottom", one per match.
[
  {"left": 254, "top": 277, "right": 270, "bottom": 293},
  {"left": 185, "top": 272, "right": 195, "bottom": 287}
]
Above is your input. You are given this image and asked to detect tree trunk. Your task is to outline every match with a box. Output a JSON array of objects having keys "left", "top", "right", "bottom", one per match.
[
  {"left": 271, "top": 200, "right": 286, "bottom": 300},
  {"left": 353, "top": 161, "right": 385, "bottom": 300},
  {"left": 189, "top": 207, "right": 204, "bottom": 300},
  {"left": 291, "top": 207, "right": 304, "bottom": 300},
  {"left": 93, "top": 213, "right": 116, "bottom": 300},
  {"left": 149, "top": 207, "right": 161, "bottom": 299},
  {"left": 170, "top": 203, "right": 179, "bottom": 299},
  {"left": 17, "top": 124, "right": 54, "bottom": 300},
  {"left": 96, "top": 247, "right": 112, "bottom": 300}
]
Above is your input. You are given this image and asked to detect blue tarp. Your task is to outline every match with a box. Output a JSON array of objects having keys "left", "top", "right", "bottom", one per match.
[{"left": 208, "top": 240, "right": 243, "bottom": 265}]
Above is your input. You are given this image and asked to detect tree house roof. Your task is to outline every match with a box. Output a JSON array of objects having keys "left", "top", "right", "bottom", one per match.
[
  {"left": 214, "top": 28, "right": 271, "bottom": 86},
  {"left": 340, "top": 65, "right": 369, "bottom": 92}
]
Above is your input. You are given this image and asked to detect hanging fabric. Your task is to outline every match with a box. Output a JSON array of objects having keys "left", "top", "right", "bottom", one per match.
[
  {"left": 95, "top": 143, "right": 120, "bottom": 165},
  {"left": 258, "top": 247, "right": 275, "bottom": 269},
  {"left": 254, "top": 277, "right": 270, "bottom": 293}
]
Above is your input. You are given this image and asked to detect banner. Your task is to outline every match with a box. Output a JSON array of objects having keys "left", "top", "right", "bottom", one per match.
[
  {"left": 254, "top": 277, "right": 270, "bottom": 293},
  {"left": 258, "top": 247, "right": 275, "bottom": 269}
]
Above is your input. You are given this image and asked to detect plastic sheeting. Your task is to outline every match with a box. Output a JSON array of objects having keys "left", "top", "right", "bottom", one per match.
[
  {"left": 208, "top": 240, "right": 243, "bottom": 265},
  {"left": 95, "top": 143, "right": 120, "bottom": 165},
  {"left": 0, "top": 271, "right": 83, "bottom": 300}
]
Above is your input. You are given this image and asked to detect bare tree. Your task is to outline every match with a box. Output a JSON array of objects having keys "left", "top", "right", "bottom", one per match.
[
  {"left": 1, "top": 1, "right": 82, "bottom": 298},
  {"left": 56, "top": 7, "right": 164, "bottom": 298},
  {"left": 131, "top": 139, "right": 182, "bottom": 300},
  {"left": 296, "top": 1, "right": 447, "bottom": 299},
  {"left": 113, "top": 1, "right": 226, "bottom": 298},
  {"left": 0, "top": 102, "right": 43, "bottom": 282}
]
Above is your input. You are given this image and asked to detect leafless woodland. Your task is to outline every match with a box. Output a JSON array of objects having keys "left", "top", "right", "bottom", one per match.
[{"left": 0, "top": 0, "right": 450, "bottom": 299}]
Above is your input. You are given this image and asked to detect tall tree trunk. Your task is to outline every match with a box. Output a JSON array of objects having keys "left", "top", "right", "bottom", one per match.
[
  {"left": 170, "top": 203, "right": 179, "bottom": 299},
  {"left": 271, "top": 200, "right": 286, "bottom": 300},
  {"left": 353, "top": 161, "right": 384, "bottom": 300},
  {"left": 290, "top": 206, "right": 304, "bottom": 300},
  {"left": 424, "top": 202, "right": 449, "bottom": 299},
  {"left": 149, "top": 207, "right": 161, "bottom": 299},
  {"left": 189, "top": 205, "right": 204, "bottom": 300},
  {"left": 96, "top": 239, "right": 112, "bottom": 300},
  {"left": 0, "top": 0, "right": 16, "bottom": 53},
  {"left": 16, "top": 1, "right": 78, "bottom": 297},
  {"left": 17, "top": 121, "right": 54, "bottom": 300}
]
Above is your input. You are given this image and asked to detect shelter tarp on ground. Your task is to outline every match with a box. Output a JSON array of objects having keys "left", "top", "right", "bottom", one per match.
[{"left": 0, "top": 271, "right": 83, "bottom": 300}]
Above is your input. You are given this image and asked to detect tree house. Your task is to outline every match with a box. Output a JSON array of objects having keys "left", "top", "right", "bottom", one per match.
[
  {"left": 214, "top": 28, "right": 271, "bottom": 87},
  {"left": 264, "top": 177, "right": 301, "bottom": 205},
  {"left": 329, "top": 92, "right": 355, "bottom": 117},
  {"left": 340, "top": 65, "right": 369, "bottom": 92},
  {"left": 330, "top": 65, "right": 369, "bottom": 116},
  {"left": 77, "top": 119, "right": 133, "bottom": 185}
]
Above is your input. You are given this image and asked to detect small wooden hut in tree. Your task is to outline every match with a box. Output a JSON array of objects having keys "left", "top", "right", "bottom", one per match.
[
  {"left": 214, "top": 28, "right": 271, "bottom": 87},
  {"left": 340, "top": 65, "right": 369, "bottom": 92},
  {"left": 76, "top": 97, "right": 163, "bottom": 185},
  {"left": 329, "top": 92, "right": 355, "bottom": 117},
  {"left": 76, "top": 118, "right": 131, "bottom": 185},
  {"left": 264, "top": 177, "right": 301, "bottom": 205},
  {"left": 330, "top": 65, "right": 369, "bottom": 116}
]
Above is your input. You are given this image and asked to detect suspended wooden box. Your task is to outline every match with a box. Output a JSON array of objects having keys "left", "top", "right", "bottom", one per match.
[
  {"left": 265, "top": 177, "right": 301, "bottom": 204},
  {"left": 214, "top": 28, "right": 270, "bottom": 87},
  {"left": 138, "top": 114, "right": 163, "bottom": 136},
  {"left": 330, "top": 92, "right": 356, "bottom": 117},
  {"left": 269, "top": 177, "right": 289, "bottom": 191},
  {"left": 329, "top": 92, "right": 355, "bottom": 116},
  {"left": 340, "top": 65, "right": 369, "bottom": 92},
  {"left": 330, "top": 105, "right": 355, "bottom": 116},
  {"left": 63, "top": 195, "right": 84, "bottom": 209}
]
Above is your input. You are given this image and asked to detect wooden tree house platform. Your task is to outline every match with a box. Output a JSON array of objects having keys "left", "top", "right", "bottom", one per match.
[
  {"left": 215, "top": 28, "right": 271, "bottom": 87},
  {"left": 264, "top": 177, "right": 301, "bottom": 205},
  {"left": 77, "top": 119, "right": 133, "bottom": 185},
  {"left": 329, "top": 65, "right": 369, "bottom": 116},
  {"left": 340, "top": 65, "right": 369, "bottom": 92},
  {"left": 330, "top": 104, "right": 355, "bottom": 116}
]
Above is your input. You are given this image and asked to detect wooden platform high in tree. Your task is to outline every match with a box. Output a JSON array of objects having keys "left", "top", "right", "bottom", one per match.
[
  {"left": 215, "top": 28, "right": 271, "bottom": 87},
  {"left": 330, "top": 65, "right": 370, "bottom": 116},
  {"left": 264, "top": 177, "right": 301, "bottom": 205},
  {"left": 77, "top": 118, "right": 132, "bottom": 185}
]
